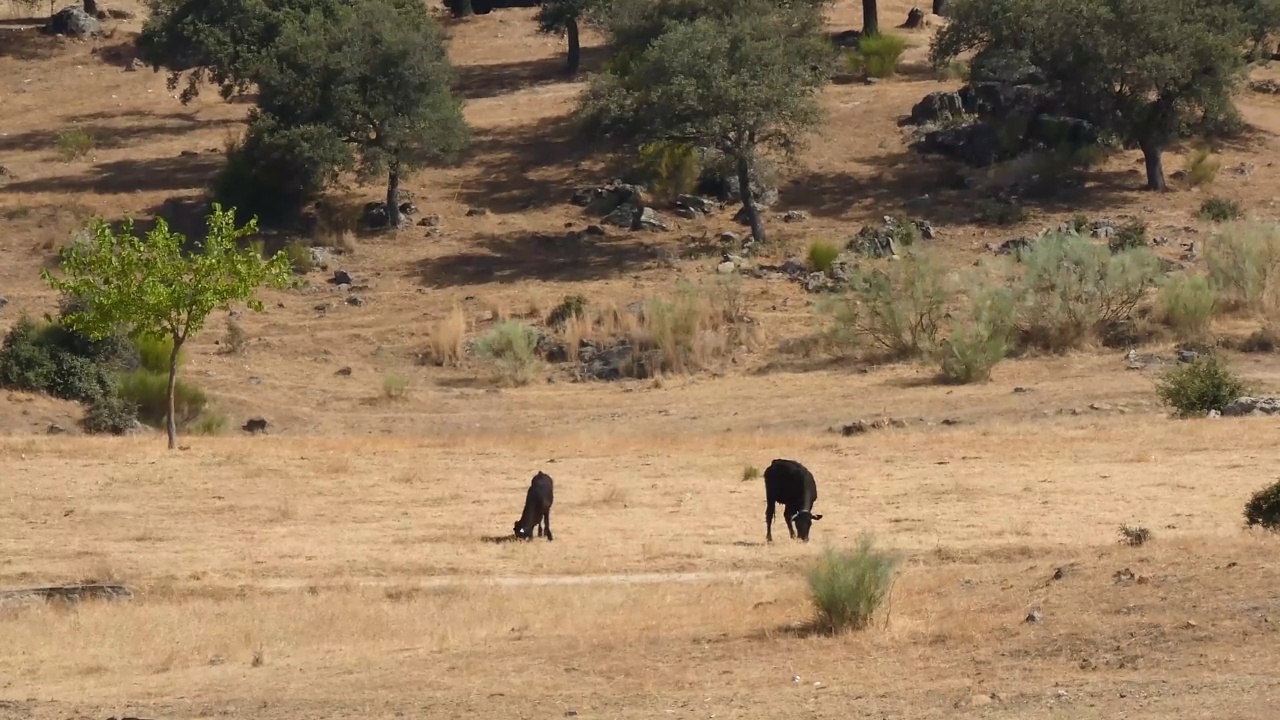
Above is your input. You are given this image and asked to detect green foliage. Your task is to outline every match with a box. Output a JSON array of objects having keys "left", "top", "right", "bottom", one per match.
[
  {"left": 807, "top": 240, "right": 841, "bottom": 274},
  {"left": 976, "top": 199, "right": 1026, "bottom": 226},
  {"left": 83, "top": 395, "right": 140, "bottom": 436},
  {"left": 474, "top": 321, "right": 543, "bottom": 386},
  {"left": 133, "top": 333, "right": 183, "bottom": 374},
  {"left": 281, "top": 240, "right": 314, "bottom": 274},
  {"left": 41, "top": 205, "right": 292, "bottom": 448},
  {"left": 382, "top": 374, "right": 410, "bottom": 399},
  {"left": 581, "top": 0, "right": 834, "bottom": 243},
  {"left": 1244, "top": 479, "right": 1280, "bottom": 532},
  {"left": 1155, "top": 354, "right": 1247, "bottom": 417},
  {"left": 847, "top": 33, "right": 907, "bottom": 78},
  {"left": 0, "top": 316, "right": 127, "bottom": 404},
  {"left": 1199, "top": 197, "right": 1242, "bottom": 222},
  {"left": 1205, "top": 221, "right": 1280, "bottom": 313},
  {"left": 937, "top": 283, "right": 1016, "bottom": 384},
  {"left": 1185, "top": 147, "right": 1221, "bottom": 186},
  {"left": 806, "top": 536, "right": 898, "bottom": 633},
  {"left": 931, "top": 0, "right": 1252, "bottom": 190},
  {"left": 824, "top": 248, "right": 953, "bottom": 359},
  {"left": 634, "top": 141, "right": 702, "bottom": 201},
  {"left": 55, "top": 127, "right": 95, "bottom": 161},
  {"left": 1012, "top": 232, "right": 1163, "bottom": 352},
  {"left": 1111, "top": 220, "right": 1148, "bottom": 253},
  {"left": 118, "top": 369, "right": 209, "bottom": 429},
  {"left": 192, "top": 412, "right": 229, "bottom": 435},
  {"left": 546, "top": 295, "right": 589, "bottom": 328},
  {"left": 1159, "top": 273, "right": 1218, "bottom": 342}
]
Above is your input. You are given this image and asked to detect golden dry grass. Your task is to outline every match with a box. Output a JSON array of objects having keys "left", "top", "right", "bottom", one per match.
[{"left": 4, "top": 0, "right": 1280, "bottom": 717}]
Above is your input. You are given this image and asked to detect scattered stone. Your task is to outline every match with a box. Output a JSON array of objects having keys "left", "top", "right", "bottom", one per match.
[
  {"left": 125, "top": 57, "right": 145, "bottom": 72},
  {"left": 335, "top": 367, "right": 353, "bottom": 377},
  {"left": 1249, "top": 79, "right": 1280, "bottom": 95},
  {"left": 1206, "top": 409, "right": 1221, "bottom": 418},
  {"left": 44, "top": 5, "right": 101, "bottom": 37},
  {"left": 848, "top": 215, "right": 934, "bottom": 258},
  {"left": 903, "top": 6, "right": 926, "bottom": 29},
  {"left": 465, "top": 207, "right": 487, "bottom": 217},
  {"left": 1176, "top": 349, "right": 1198, "bottom": 363},
  {"left": 1051, "top": 566, "right": 1069, "bottom": 581},
  {"left": 1089, "top": 402, "right": 1111, "bottom": 412},
  {"left": 417, "top": 214, "right": 441, "bottom": 227},
  {"left": 674, "top": 194, "right": 719, "bottom": 217},
  {"left": 575, "top": 181, "right": 644, "bottom": 217},
  {"left": 330, "top": 270, "right": 353, "bottom": 285},
  {"left": 1025, "top": 608, "right": 1044, "bottom": 624},
  {"left": 717, "top": 260, "right": 737, "bottom": 274},
  {"left": 47, "top": 423, "right": 69, "bottom": 435},
  {"left": 242, "top": 418, "right": 269, "bottom": 434},
  {"left": 719, "top": 231, "right": 742, "bottom": 245},
  {"left": 584, "top": 224, "right": 606, "bottom": 236},
  {"left": 1221, "top": 396, "right": 1280, "bottom": 417},
  {"left": 779, "top": 210, "right": 809, "bottom": 223},
  {"left": 909, "top": 92, "right": 965, "bottom": 125},
  {"left": 1013, "top": 386, "right": 1031, "bottom": 394},
  {"left": 636, "top": 207, "right": 668, "bottom": 232},
  {"left": 989, "top": 236, "right": 1032, "bottom": 256},
  {"left": 359, "top": 201, "right": 414, "bottom": 229},
  {"left": 346, "top": 295, "right": 365, "bottom": 307},
  {"left": 0, "top": 296, "right": 8, "bottom": 310}
]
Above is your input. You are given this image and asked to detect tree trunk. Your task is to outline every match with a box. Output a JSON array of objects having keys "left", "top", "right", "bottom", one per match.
[
  {"left": 1140, "top": 142, "right": 1166, "bottom": 191},
  {"left": 386, "top": 164, "right": 401, "bottom": 228},
  {"left": 862, "top": 0, "right": 878, "bottom": 36},
  {"left": 458, "top": 0, "right": 473, "bottom": 17},
  {"left": 566, "top": 17, "right": 581, "bottom": 76},
  {"left": 166, "top": 336, "right": 182, "bottom": 450},
  {"left": 734, "top": 154, "right": 766, "bottom": 245},
  {"left": 932, "top": 0, "right": 947, "bottom": 16},
  {"left": 83, "top": 0, "right": 98, "bottom": 17}
]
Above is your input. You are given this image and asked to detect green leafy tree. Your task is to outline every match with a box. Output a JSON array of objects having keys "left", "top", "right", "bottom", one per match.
[
  {"left": 255, "top": 0, "right": 469, "bottom": 227},
  {"left": 536, "top": 0, "right": 607, "bottom": 75},
  {"left": 41, "top": 205, "right": 292, "bottom": 449},
  {"left": 932, "top": 0, "right": 1251, "bottom": 191},
  {"left": 581, "top": 0, "right": 833, "bottom": 244}
]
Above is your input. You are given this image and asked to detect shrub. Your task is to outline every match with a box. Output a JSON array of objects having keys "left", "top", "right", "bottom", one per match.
[
  {"left": 1118, "top": 524, "right": 1151, "bottom": 546},
  {"left": 425, "top": 306, "right": 468, "bottom": 367},
  {"left": 1111, "top": 220, "right": 1148, "bottom": 253},
  {"left": 0, "top": 316, "right": 122, "bottom": 403},
  {"left": 848, "top": 33, "right": 907, "bottom": 78},
  {"left": 1199, "top": 197, "right": 1242, "bottom": 222},
  {"left": 1013, "top": 232, "right": 1163, "bottom": 352},
  {"left": 133, "top": 333, "right": 182, "bottom": 374},
  {"left": 191, "top": 412, "right": 228, "bottom": 436},
  {"left": 742, "top": 464, "right": 761, "bottom": 482},
  {"left": 1154, "top": 354, "right": 1246, "bottom": 417},
  {"left": 56, "top": 127, "right": 95, "bottom": 161},
  {"left": 634, "top": 141, "right": 701, "bottom": 201},
  {"left": 282, "top": 241, "right": 315, "bottom": 274},
  {"left": 807, "top": 240, "right": 841, "bottom": 274},
  {"left": 382, "top": 374, "right": 410, "bottom": 400},
  {"left": 807, "top": 536, "right": 898, "bottom": 633},
  {"left": 473, "top": 321, "right": 543, "bottom": 386},
  {"left": 1185, "top": 147, "right": 1221, "bottom": 187},
  {"left": 976, "top": 199, "right": 1027, "bottom": 226},
  {"left": 937, "top": 284, "right": 1016, "bottom": 384},
  {"left": 938, "top": 59, "right": 970, "bottom": 81},
  {"left": 118, "top": 369, "right": 209, "bottom": 429},
  {"left": 546, "top": 295, "right": 589, "bottom": 329},
  {"left": 222, "top": 316, "right": 248, "bottom": 355},
  {"left": 1239, "top": 325, "right": 1278, "bottom": 353},
  {"left": 824, "top": 248, "right": 953, "bottom": 360},
  {"left": 1158, "top": 274, "right": 1218, "bottom": 343},
  {"left": 1244, "top": 480, "right": 1280, "bottom": 532},
  {"left": 1069, "top": 213, "right": 1091, "bottom": 234},
  {"left": 1205, "top": 221, "right": 1280, "bottom": 314},
  {"left": 82, "top": 395, "right": 139, "bottom": 435}
]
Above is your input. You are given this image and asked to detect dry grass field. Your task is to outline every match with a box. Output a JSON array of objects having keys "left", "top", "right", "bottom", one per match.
[{"left": 4, "top": 0, "right": 1280, "bottom": 717}]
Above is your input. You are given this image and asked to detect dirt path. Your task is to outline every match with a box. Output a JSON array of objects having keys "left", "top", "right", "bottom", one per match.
[{"left": 252, "top": 570, "right": 776, "bottom": 591}]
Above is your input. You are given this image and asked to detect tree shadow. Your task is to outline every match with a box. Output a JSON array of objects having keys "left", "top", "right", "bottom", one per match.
[
  {"left": 455, "top": 112, "right": 605, "bottom": 214},
  {"left": 0, "top": 112, "right": 238, "bottom": 154},
  {"left": 0, "top": 26, "right": 58, "bottom": 60},
  {"left": 414, "top": 230, "right": 662, "bottom": 287},
  {"left": 452, "top": 45, "right": 609, "bottom": 101},
  {"left": 4, "top": 154, "right": 225, "bottom": 195},
  {"left": 92, "top": 39, "right": 139, "bottom": 69}
]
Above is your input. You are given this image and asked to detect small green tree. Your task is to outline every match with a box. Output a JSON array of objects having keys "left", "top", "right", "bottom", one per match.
[
  {"left": 581, "top": 0, "right": 833, "bottom": 244},
  {"left": 41, "top": 205, "right": 292, "bottom": 449},
  {"left": 932, "top": 0, "right": 1251, "bottom": 190}
]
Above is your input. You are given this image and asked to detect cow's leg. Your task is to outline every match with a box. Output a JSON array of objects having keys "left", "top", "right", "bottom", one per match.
[
  {"left": 543, "top": 509, "right": 553, "bottom": 541},
  {"left": 765, "top": 501, "right": 775, "bottom": 543},
  {"left": 784, "top": 510, "right": 796, "bottom": 539}
]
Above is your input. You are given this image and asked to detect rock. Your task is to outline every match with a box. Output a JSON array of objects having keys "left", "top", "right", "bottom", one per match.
[
  {"left": 125, "top": 57, "right": 145, "bottom": 72},
  {"left": 804, "top": 272, "right": 836, "bottom": 293},
  {"left": 1025, "top": 608, "right": 1044, "bottom": 624},
  {"left": 908, "top": 91, "right": 965, "bottom": 125},
  {"left": 398, "top": 202, "right": 417, "bottom": 216},
  {"left": 0, "top": 296, "right": 8, "bottom": 310},
  {"left": 719, "top": 231, "right": 742, "bottom": 245},
  {"left": 989, "top": 236, "right": 1032, "bottom": 256},
  {"left": 636, "top": 207, "right": 668, "bottom": 232},
  {"left": 242, "top": 418, "right": 269, "bottom": 434},
  {"left": 44, "top": 6, "right": 101, "bottom": 37},
  {"left": 847, "top": 216, "right": 930, "bottom": 258},
  {"left": 717, "top": 261, "right": 737, "bottom": 274},
  {"left": 831, "top": 29, "right": 861, "bottom": 49},
  {"left": 779, "top": 210, "right": 809, "bottom": 223},
  {"left": 578, "top": 181, "right": 644, "bottom": 217},
  {"left": 465, "top": 207, "right": 487, "bottom": 217},
  {"left": 841, "top": 421, "right": 870, "bottom": 436},
  {"left": 1221, "top": 396, "right": 1280, "bottom": 417},
  {"left": 916, "top": 220, "right": 937, "bottom": 239},
  {"left": 334, "top": 367, "right": 353, "bottom": 377},
  {"left": 1013, "top": 386, "right": 1030, "bottom": 393},
  {"left": 47, "top": 422, "right": 69, "bottom": 435},
  {"left": 603, "top": 203, "right": 638, "bottom": 229},
  {"left": 359, "top": 201, "right": 413, "bottom": 229},
  {"left": 903, "top": 5, "right": 925, "bottom": 28},
  {"left": 674, "top": 206, "right": 699, "bottom": 220},
  {"left": 346, "top": 295, "right": 365, "bottom": 307},
  {"left": 675, "top": 194, "right": 718, "bottom": 215},
  {"left": 417, "top": 214, "right": 441, "bottom": 227},
  {"left": 580, "top": 342, "right": 661, "bottom": 381},
  {"left": 1250, "top": 79, "right": 1280, "bottom": 95},
  {"left": 584, "top": 224, "right": 606, "bottom": 236},
  {"left": 1206, "top": 409, "right": 1221, "bottom": 418},
  {"left": 1176, "top": 349, "right": 1198, "bottom": 363},
  {"left": 330, "top": 270, "right": 353, "bottom": 285}
]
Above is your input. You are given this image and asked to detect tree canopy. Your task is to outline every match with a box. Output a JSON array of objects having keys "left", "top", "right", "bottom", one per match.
[
  {"left": 932, "top": 0, "right": 1253, "bottom": 190},
  {"left": 581, "top": 0, "right": 833, "bottom": 243},
  {"left": 42, "top": 205, "right": 292, "bottom": 449}
]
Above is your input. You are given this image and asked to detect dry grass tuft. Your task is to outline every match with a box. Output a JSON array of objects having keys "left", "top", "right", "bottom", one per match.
[{"left": 426, "top": 306, "right": 468, "bottom": 367}]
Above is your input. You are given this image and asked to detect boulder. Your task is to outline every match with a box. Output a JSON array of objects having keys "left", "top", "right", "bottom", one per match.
[
  {"left": 909, "top": 91, "right": 965, "bottom": 125},
  {"left": 44, "top": 5, "right": 101, "bottom": 37},
  {"left": 1221, "top": 396, "right": 1280, "bottom": 417}
]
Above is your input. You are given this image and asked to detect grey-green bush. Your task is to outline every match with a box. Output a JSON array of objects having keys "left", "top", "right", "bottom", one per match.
[
  {"left": 824, "top": 248, "right": 953, "bottom": 359},
  {"left": 1206, "top": 221, "right": 1280, "bottom": 314},
  {"left": 807, "top": 535, "right": 898, "bottom": 633},
  {"left": 473, "top": 321, "right": 543, "bottom": 386},
  {"left": 938, "top": 284, "right": 1016, "bottom": 384},
  {"left": 1154, "top": 354, "right": 1246, "bottom": 417},
  {"left": 1159, "top": 273, "right": 1218, "bottom": 342},
  {"left": 118, "top": 368, "right": 209, "bottom": 429}
]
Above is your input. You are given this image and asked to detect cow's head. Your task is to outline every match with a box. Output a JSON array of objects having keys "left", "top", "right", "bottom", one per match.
[
  {"left": 790, "top": 510, "right": 824, "bottom": 542},
  {"left": 513, "top": 520, "right": 531, "bottom": 539}
]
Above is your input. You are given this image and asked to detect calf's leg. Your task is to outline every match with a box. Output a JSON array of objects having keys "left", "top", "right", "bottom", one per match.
[
  {"left": 543, "top": 509, "right": 553, "bottom": 541},
  {"left": 765, "top": 501, "right": 775, "bottom": 543}
]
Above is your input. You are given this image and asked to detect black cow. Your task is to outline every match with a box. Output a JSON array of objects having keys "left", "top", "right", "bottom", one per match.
[
  {"left": 513, "top": 471, "right": 554, "bottom": 541},
  {"left": 763, "top": 459, "right": 823, "bottom": 543},
  {"left": 442, "top": 0, "right": 539, "bottom": 17}
]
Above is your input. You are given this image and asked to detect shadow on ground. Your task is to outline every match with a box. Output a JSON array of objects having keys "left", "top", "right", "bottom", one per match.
[
  {"left": 0, "top": 26, "right": 57, "bottom": 60},
  {"left": 415, "top": 230, "right": 661, "bottom": 287},
  {"left": 0, "top": 111, "right": 237, "bottom": 155},
  {"left": 5, "top": 154, "right": 225, "bottom": 195},
  {"left": 455, "top": 111, "right": 605, "bottom": 214},
  {"left": 453, "top": 45, "right": 608, "bottom": 101}
]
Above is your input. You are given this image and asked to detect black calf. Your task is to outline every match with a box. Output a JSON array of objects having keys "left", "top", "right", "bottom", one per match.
[
  {"left": 763, "top": 458, "right": 823, "bottom": 542},
  {"left": 513, "top": 471, "right": 554, "bottom": 541}
]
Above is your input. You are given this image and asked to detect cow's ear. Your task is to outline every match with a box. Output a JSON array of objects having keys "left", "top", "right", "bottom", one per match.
[{"left": 811, "top": 514, "right": 823, "bottom": 521}]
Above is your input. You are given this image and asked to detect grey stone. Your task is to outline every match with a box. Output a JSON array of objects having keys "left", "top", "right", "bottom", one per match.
[
  {"left": 44, "top": 5, "right": 101, "bottom": 37},
  {"left": 1221, "top": 396, "right": 1280, "bottom": 417},
  {"left": 636, "top": 207, "right": 668, "bottom": 232},
  {"left": 908, "top": 91, "right": 965, "bottom": 125},
  {"left": 717, "top": 261, "right": 737, "bottom": 274}
]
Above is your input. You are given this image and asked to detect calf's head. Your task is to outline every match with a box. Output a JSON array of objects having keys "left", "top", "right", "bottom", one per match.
[
  {"left": 790, "top": 510, "right": 824, "bottom": 542},
  {"left": 513, "top": 520, "right": 532, "bottom": 539}
]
